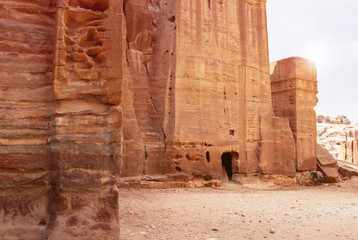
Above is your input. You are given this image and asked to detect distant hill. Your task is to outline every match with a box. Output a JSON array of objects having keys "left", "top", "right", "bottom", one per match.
[{"left": 317, "top": 115, "right": 358, "bottom": 158}]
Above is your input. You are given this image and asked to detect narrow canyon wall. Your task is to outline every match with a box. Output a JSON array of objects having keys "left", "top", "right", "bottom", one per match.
[
  {"left": 0, "top": 1, "right": 56, "bottom": 239},
  {"left": 0, "top": 0, "right": 122, "bottom": 239},
  {"left": 270, "top": 57, "right": 318, "bottom": 171}
]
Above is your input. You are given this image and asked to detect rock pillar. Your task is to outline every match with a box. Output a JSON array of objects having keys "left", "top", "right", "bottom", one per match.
[
  {"left": 47, "top": 0, "right": 123, "bottom": 239},
  {"left": 270, "top": 57, "right": 318, "bottom": 171}
]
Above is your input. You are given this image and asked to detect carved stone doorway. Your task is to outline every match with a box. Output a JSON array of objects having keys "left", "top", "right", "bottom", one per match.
[{"left": 222, "top": 152, "right": 233, "bottom": 181}]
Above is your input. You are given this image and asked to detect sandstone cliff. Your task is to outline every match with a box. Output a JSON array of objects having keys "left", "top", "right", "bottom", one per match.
[
  {"left": 120, "top": 0, "right": 297, "bottom": 181},
  {"left": 166, "top": 0, "right": 296, "bottom": 178},
  {"left": 0, "top": 0, "right": 320, "bottom": 239},
  {"left": 0, "top": 0, "right": 121, "bottom": 239},
  {"left": 0, "top": 1, "right": 56, "bottom": 239}
]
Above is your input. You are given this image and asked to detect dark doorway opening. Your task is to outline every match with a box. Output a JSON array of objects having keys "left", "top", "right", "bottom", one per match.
[
  {"left": 221, "top": 152, "right": 233, "bottom": 180},
  {"left": 206, "top": 151, "right": 210, "bottom": 162}
]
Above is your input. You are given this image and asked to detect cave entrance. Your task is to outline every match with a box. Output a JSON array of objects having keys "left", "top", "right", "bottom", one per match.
[{"left": 221, "top": 152, "right": 233, "bottom": 181}]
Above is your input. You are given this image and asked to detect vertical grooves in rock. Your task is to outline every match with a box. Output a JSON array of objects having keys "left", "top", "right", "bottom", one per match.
[{"left": 121, "top": 0, "right": 177, "bottom": 176}]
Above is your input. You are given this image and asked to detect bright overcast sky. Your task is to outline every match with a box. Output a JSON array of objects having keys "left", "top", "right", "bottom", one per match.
[{"left": 267, "top": 0, "right": 358, "bottom": 123}]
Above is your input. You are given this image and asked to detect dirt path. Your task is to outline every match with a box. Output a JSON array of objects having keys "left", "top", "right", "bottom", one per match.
[{"left": 119, "top": 179, "right": 358, "bottom": 240}]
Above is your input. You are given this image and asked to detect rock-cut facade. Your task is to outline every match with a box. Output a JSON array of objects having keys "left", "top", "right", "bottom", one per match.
[{"left": 0, "top": 0, "right": 319, "bottom": 239}]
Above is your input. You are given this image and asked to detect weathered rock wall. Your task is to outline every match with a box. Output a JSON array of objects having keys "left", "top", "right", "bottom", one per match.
[
  {"left": 118, "top": 0, "right": 296, "bottom": 181},
  {"left": 48, "top": 0, "right": 123, "bottom": 239},
  {"left": 169, "top": 0, "right": 296, "bottom": 178},
  {"left": 0, "top": 1, "right": 309, "bottom": 238},
  {"left": 121, "top": 0, "right": 177, "bottom": 177},
  {"left": 0, "top": 1, "right": 56, "bottom": 238},
  {"left": 270, "top": 57, "right": 318, "bottom": 171},
  {"left": 0, "top": 0, "right": 122, "bottom": 239}
]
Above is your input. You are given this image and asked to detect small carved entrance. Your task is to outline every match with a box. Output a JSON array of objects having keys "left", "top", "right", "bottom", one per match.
[
  {"left": 222, "top": 152, "right": 233, "bottom": 181},
  {"left": 221, "top": 152, "right": 239, "bottom": 181}
]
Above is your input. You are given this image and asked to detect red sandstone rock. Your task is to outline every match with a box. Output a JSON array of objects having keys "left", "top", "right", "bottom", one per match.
[
  {"left": 120, "top": 0, "right": 297, "bottom": 179},
  {"left": 164, "top": 0, "right": 296, "bottom": 178},
  {"left": 0, "top": 0, "right": 322, "bottom": 239},
  {"left": 270, "top": 57, "right": 318, "bottom": 171},
  {"left": 316, "top": 144, "right": 341, "bottom": 183},
  {"left": 0, "top": 1, "right": 56, "bottom": 239},
  {"left": 0, "top": 0, "right": 120, "bottom": 239}
]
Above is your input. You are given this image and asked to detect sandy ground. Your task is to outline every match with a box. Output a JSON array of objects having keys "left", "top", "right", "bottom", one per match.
[{"left": 119, "top": 179, "right": 358, "bottom": 240}]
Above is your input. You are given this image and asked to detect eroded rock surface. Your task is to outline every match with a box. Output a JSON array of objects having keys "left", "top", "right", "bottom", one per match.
[
  {"left": 167, "top": 0, "right": 296, "bottom": 178},
  {"left": 0, "top": 0, "right": 122, "bottom": 239},
  {"left": 0, "top": 1, "right": 56, "bottom": 239},
  {"left": 48, "top": 0, "right": 123, "bottom": 239},
  {"left": 270, "top": 57, "right": 318, "bottom": 171},
  {"left": 316, "top": 144, "right": 341, "bottom": 183},
  {"left": 120, "top": 0, "right": 297, "bottom": 180},
  {"left": 0, "top": 0, "right": 323, "bottom": 239}
]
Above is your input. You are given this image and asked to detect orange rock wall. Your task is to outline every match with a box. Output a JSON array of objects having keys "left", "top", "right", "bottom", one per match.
[
  {"left": 0, "top": 0, "right": 122, "bottom": 239},
  {"left": 49, "top": 0, "right": 123, "bottom": 239},
  {"left": 169, "top": 0, "right": 296, "bottom": 178},
  {"left": 119, "top": 0, "right": 297, "bottom": 179},
  {"left": 0, "top": 1, "right": 56, "bottom": 238},
  {"left": 270, "top": 57, "right": 318, "bottom": 171},
  {"left": 121, "top": 0, "right": 176, "bottom": 177},
  {"left": 0, "top": 1, "right": 311, "bottom": 238}
]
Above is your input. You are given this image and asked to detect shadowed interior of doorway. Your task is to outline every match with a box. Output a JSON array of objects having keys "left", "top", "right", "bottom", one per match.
[{"left": 221, "top": 152, "right": 239, "bottom": 181}]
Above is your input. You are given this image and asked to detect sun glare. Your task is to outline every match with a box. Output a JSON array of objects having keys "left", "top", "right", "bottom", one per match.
[{"left": 303, "top": 45, "right": 328, "bottom": 66}]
